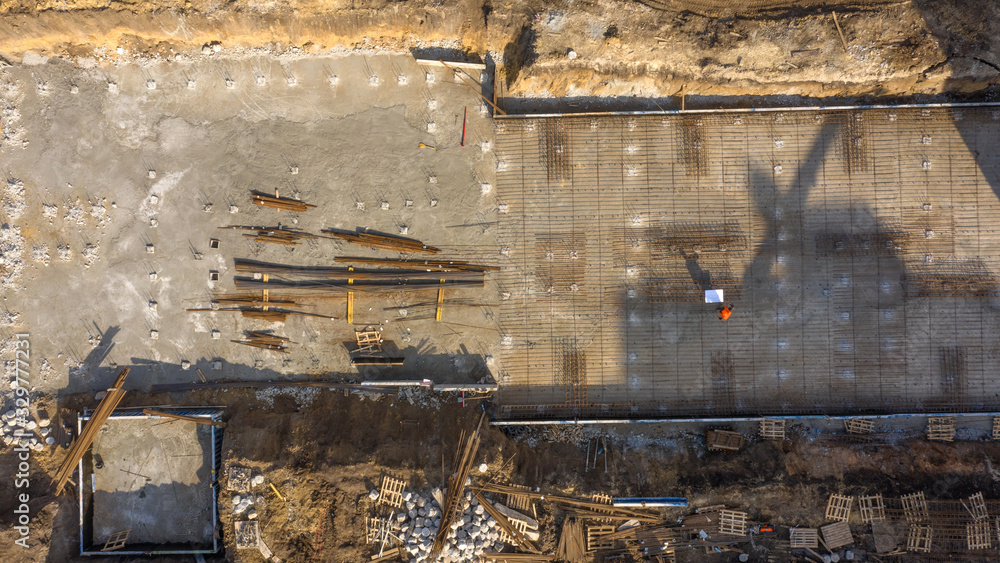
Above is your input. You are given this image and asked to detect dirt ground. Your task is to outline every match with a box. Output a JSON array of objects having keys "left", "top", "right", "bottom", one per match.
[
  {"left": 0, "top": 0, "right": 998, "bottom": 105},
  {"left": 6, "top": 389, "right": 1000, "bottom": 561}
]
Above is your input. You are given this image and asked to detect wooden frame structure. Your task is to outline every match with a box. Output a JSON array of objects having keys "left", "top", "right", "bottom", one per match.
[{"left": 101, "top": 529, "right": 130, "bottom": 552}]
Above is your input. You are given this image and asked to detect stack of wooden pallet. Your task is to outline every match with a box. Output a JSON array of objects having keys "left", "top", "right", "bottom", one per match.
[{"left": 54, "top": 367, "right": 131, "bottom": 495}]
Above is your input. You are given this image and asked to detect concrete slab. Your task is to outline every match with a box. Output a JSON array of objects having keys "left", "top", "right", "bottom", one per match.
[
  {"left": 0, "top": 52, "right": 499, "bottom": 395},
  {"left": 84, "top": 413, "right": 216, "bottom": 550}
]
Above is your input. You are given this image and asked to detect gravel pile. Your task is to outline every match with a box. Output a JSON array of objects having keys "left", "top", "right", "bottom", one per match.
[{"left": 393, "top": 490, "right": 507, "bottom": 562}]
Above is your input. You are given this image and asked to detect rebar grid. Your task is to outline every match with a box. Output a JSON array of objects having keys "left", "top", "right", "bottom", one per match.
[{"left": 494, "top": 107, "right": 1000, "bottom": 419}]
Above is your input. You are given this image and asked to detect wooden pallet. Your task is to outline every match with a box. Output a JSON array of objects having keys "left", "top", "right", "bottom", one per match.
[
  {"left": 706, "top": 429, "right": 745, "bottom": 452},
  {"left": 826, "top": 494, "right": 853, "bottom": 522},
  {"left": 906, "top": 525, "right": 933, "bottom": 553},
  {"left": 377, "top": 474, "right": 406, "bottom": 509},
  {"left": 968, "top": 520, "right": 991, "bottom": 550},
  {"left": 926, "top": 416, "right": 955, "bottom": 442},
  {"left": 845, "top": 418, "right": 875, "bottom": 434},
  {"left": 505, "top": 484, "right": 533, "bottom": 514},
  {"left": 789, "top": 527, "right": 819, "bottom": 549},
  {"left": 718, "top": 510, "right": 748, "bottom": 536},
  {"left": 964, "top": 492, "right": 989, "bottom": 521},
  {"left": 498, "top": 517, "right": 530, "bottom": 544},
  {"left": 820, "top": 521, "right": 853, "bottom": 550},
  {"left": 859, "top": 494, "right": 886, "bottom": 523},
  {"left": 586, "top": 524, "right": 616, "bottom": 551},
  {"left": 759, "top": 419, "right": 786, "bottom": 440},
  {"left": 993, "top": 417, "right": 1000, "bottom": 440},
  {"left": 901, "top": 492, "right": 929, "bottom": 523}
]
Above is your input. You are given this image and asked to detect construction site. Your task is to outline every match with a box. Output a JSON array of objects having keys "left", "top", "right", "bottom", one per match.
[{"left": 2, "top": 0, "right": 1000, "bottom": 561}]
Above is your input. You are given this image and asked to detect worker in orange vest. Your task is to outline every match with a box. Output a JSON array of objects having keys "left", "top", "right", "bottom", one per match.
[{"left": 718, "top": 304, "right": 733, "bottom": 321}]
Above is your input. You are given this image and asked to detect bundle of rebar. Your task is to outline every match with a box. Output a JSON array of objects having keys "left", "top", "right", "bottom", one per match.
[
  {"left": 211, "top": 293, "right": 298, "bottom": 307},
  {"left": 251, "top": 192, "right": 316, "bottom": 212},
  {"left": 323, "top": 229, "right": 440, "bottom": 254},
  {"left": 480, "top": 554, "right": 554, "bottom": 562},
  {"left": 334, "top": 257, "right": 498, "bottom": 272},
  {"left": 234, "top": 259, "right": 482, "bottom": 282},
  {"left": 54, "top": 367, "right": 131, "bottom": 495},
  {"left": 432, "top": 412, "right": 485, "bottom": 557},
  {"left": 475, "top": 483, "right": 662, "bottom": 521},
  {"left": 186, "top": 306, "right": 336, "bottom": 323},
  {"left": 152, "top": 380, "right": 397, "bottom": 394},
  {"left": 232, "top": 331, "right": 291, "bottom": 353},
  {"left": 221, "top": 225, "right": 332, "bottom": 245}
]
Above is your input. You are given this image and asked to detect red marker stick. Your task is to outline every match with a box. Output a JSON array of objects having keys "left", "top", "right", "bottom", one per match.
[{"left": 461, "top": 107, "right": 467, "bottom": 147}]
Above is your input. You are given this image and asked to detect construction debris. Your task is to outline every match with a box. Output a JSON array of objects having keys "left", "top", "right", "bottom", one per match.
[{"left": 431, "top": 412, "right": 485, "bottom": 557}]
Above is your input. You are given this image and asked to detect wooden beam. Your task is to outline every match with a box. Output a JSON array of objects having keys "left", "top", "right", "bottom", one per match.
[{"left": 142, "top": 409, "right": 226, "bottom": 428}]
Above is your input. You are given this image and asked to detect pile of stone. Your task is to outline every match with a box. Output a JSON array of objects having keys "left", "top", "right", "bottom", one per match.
[
  {"left": 396, "top": 490, "right": 506, "bottom": 562},
  {"left": 229, "top": 467, "right": 266, "bottom": 521},
  {"left": 1, "top": 409, "right": 54, "bottom": 450}
]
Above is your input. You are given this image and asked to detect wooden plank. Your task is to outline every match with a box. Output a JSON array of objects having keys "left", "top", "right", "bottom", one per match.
[{"left": 820, "top": 521, "right": 853, "bottom": 550}]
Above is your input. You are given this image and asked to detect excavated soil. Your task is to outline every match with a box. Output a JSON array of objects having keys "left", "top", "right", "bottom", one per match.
[
  {"left": 0, "top": 0, "right": 998, "bottom": 103},
  {"left": 4, "top": 390, "right": 1000, "bottom": 561}
]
